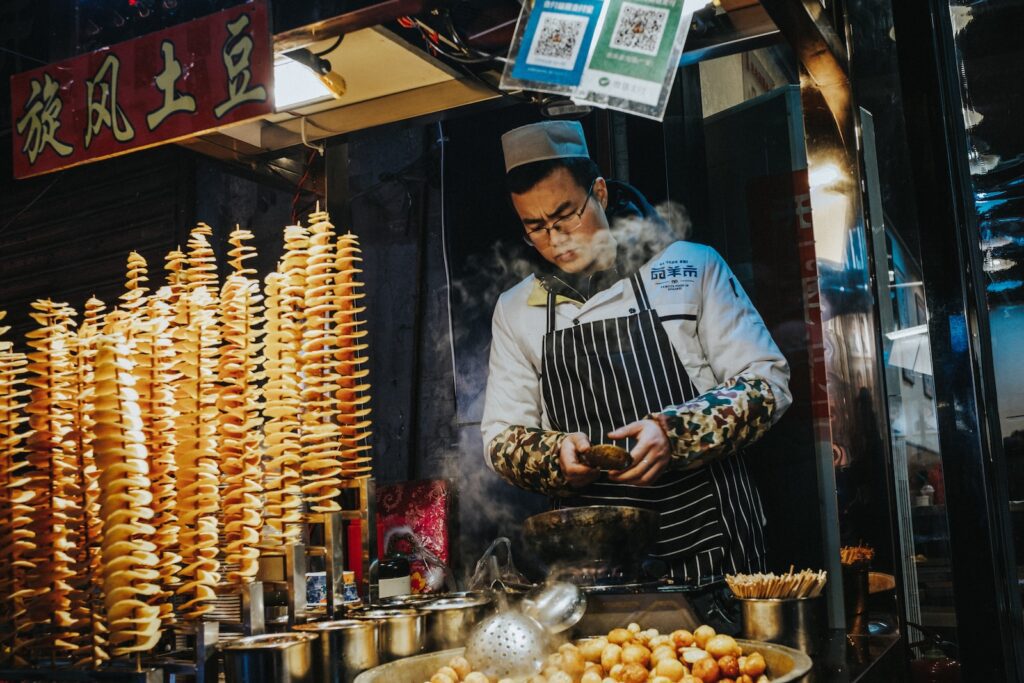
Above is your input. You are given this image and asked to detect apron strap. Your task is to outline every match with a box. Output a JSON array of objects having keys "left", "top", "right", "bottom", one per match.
[
  {"left": 546, "top": 289, "right": 557, "bottom": 334},
  {"left": 629, "top": 273, "right": 653, "bottom": 311}
]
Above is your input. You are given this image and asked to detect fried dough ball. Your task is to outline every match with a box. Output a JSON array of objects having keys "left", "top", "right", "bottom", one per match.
[
  {"left": 737, "top": 675, "right": 753, "bottom": 683},
  {"left": 693, "top": 625, "right": 716, "bottom": 650},
  {"left": 620, "top": 663, "right": 648, "bottom": 683},
  {"left": 627, "top": 623, "right": 642, "bottom": 634},
  {"left": 548, "top": 672, "right": 573, "bottom": 683},
  {"left": 651, "top": 645, "right": 678, "bottom": 665},
  {"left": 681, "top": 648, "right": 712, "bottom": 665},
  {"left": 435, "top": 667, "right": 459, "bottom": 681},
  {"left": 601, "top": 643, "right": 623, "bottom": 671},
  {"left": 706, "top": 635, "right": 741, "bottom": 659},
  {"left": 463, "top": 674, "right": 487, "bottom": 683},
  {"left": 562, "top": 649, "right": 586, "bottom": 678},
  {"left": 718, "top": 655, "right": 740, "bottom": 678},
  {"left": 449, "top": 657, "right": 472, "bottom": 679},
  {"left": 653, "top": 678, "right": 674, "bottom": 683},
  {"left": 430, "top": 674, "right": 454, "bottom": 683},
  {"left": 608, "top": 628, "right": 632, "bottom": 645},
  {"left": 691, "top": 657, "right": 720, "bottom": 683},
  {"left": 581, "top": 672, "right": 603, "bottom": 683},
  {"left": 655, "top": 657, "right": 688, "bottom": 681},
  {"left": 741, "top": 652, "right": 766, "bottom": 677},
  {"left": 621, "top": 643, "right": 651, "bottom": 668},
  {"left": 650, "top": 635, "right": 672, "bottom": 649},
  {"left": 671, "top": 630, "right": 695, "bottom": 648},
  {"left": 580, "top": 637, "right": 609, "bottom": 662}
]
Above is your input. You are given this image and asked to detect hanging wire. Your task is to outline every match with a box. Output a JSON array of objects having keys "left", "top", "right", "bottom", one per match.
[{"left": 313, "top": 34, "right": 344, "bottom": 57}]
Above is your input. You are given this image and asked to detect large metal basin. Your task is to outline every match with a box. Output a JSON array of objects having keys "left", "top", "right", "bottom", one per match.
[
  {"left": 521, "top": 505, "right": 660, "bottom": 578},
  {"left": 354, "top": 640, "right": 813, "bottom": 683}
]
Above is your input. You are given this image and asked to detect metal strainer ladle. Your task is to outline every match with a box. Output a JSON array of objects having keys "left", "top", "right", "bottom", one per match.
[{"left": 464, "top": 582, "right": 585, "bottom": 680}]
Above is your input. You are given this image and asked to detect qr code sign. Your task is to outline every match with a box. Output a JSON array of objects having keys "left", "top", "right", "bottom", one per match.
[
  {"left": 526, "top": 12, "right": 589, "bottom": 69},
  {"left": 611, "top": 3, "right": 669, "bottom": 56}
]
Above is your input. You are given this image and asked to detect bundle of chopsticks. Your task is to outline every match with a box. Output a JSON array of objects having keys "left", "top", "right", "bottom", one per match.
[
  {"left": 726, "top": 566, "right": 828, "bottom": 599},
  {"left": 840, "top": 545, "right": 875, "bottom": 565}
]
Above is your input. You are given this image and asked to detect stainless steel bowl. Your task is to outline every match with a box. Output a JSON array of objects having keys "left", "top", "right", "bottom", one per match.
[
  {"left": 221, "top": 632, "right": 318, "bottom": 683},
  {"left": 348, "top": 608, "right": 426, "bottom": 662},
  {"left": 294, "top": 619, "right": 379, "bottom": 683},
  {"left": 420, "top": 592, "right": 495, "bottom": 651}
]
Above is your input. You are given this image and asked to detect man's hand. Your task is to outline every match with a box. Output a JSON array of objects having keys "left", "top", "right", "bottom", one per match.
[
  {"left": 606, "top": 419, "right": 671, "bottom": 486},
  {"left": 559, "top": 432, "right": 600, "bottom": 489}
]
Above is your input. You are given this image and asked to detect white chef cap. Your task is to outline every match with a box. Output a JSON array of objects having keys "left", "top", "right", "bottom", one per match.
[{"left": 501, "top": 120, "right": 590, "bottom": 172}]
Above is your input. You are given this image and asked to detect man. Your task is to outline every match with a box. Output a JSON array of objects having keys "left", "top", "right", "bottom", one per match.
[{"left": 481, "top": 120, "right": 791, "bottom": 585}]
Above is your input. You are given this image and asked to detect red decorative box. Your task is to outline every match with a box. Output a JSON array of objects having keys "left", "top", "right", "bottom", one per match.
[{"left": 376, "top": 480, "right": 452, "bottom": 593}]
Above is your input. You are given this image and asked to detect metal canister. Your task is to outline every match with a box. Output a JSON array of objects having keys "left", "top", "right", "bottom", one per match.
[
  {"left": 221, "top": 632, "right": 318, "bottom": 683},
  {"left": 739, "top": 596, "right": 826, "bottom": 655},
  {"left": 420, "top": 592, "right": 495, "bottom": 651},
  {"left": 349, "top": 608, "right": 426, "bottom": 662},
  {"left": 294, "top": 619, "right": 379, "bottom": 683}
]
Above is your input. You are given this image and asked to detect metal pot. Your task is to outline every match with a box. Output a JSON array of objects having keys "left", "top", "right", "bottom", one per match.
[
  {"left": 420, "top": 592, "right": 495, "bottom": 651},
  {"left": 221, "top": 632, "right": 318, "bottom": 683},
  {"left": 349, "top": 608, "right": 426, "bottom": 662},
  {"left": 521, "top": 506, "right": 660, "bottom": 579},
  {"left": 293, "top": 619, "right": 379, "bottom": 683}
]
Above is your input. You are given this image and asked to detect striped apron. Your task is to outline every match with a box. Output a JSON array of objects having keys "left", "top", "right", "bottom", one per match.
[{"left": 541, "top": 273, "right": 768, "bottom": 585}]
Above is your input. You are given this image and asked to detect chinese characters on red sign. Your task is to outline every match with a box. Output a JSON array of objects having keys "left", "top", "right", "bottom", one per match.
[{"left": 10, "top": 1, "right": 272, "bottom": 179}]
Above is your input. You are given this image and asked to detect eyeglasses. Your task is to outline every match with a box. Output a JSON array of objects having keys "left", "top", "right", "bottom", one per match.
[{"left": 522, "top": 180, "right": 596, "bottom": 247}]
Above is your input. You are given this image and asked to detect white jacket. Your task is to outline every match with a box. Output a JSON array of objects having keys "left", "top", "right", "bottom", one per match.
[{"left": 481, "top": 241, "right": 792, "bottom": 459}]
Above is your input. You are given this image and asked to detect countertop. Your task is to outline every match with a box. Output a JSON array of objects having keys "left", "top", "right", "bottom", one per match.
[{"left": 804, "top": 630, "right": 904, "bottom": 682}]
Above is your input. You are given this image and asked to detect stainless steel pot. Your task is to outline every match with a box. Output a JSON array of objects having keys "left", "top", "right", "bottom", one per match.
[
  {"left": 739, "top": 596, "right": 826, "bottom": 655},
  {"left": 221, "top": 632, "right": 318, "bottom": 683},
  {"left": 293, "top": 619, "right": 379, "bottom": 683},
  {"left": 348, "top": 608, "right": 426, "bottom": 662},
  {"left": 420, "top": 592, "right": 495, "bottom": 651}
]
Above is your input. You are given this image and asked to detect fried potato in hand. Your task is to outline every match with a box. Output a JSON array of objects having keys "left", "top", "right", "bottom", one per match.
[{"left": 560, "top": 432, "right": 600, "bottom": 488}]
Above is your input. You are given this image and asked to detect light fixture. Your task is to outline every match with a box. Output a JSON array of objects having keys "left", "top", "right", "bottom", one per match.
[
  {"left": 809, "top": 161, "right": 843, "bottom": 189},
  {"left": 274, "top": 58, "right": 335, "bottom": 110},
  {"left": 281, "top": 47, "right": 347, "bottom": 103}
]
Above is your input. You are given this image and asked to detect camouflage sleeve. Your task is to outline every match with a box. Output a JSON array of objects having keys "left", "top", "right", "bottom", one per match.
[
  {"left": 648, "top": 372, "right": 777, "bottom": 471},
  {"left": 487, "top": 426, "right": 572, "bottom": 497}
]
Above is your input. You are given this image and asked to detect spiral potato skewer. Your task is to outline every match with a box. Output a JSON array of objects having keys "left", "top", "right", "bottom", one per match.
[
  {"left": 261, "top": 272, "right": 303, "bottom": 545},
  {"left": 334, "top": 232, "right": 373, "bottom": 479},
  {"left": 219, "top": 228, "right": 265, "bottom": 582},
  {"left": 172, "top": 286, "right": 221, "bottom": 620},
  {"left": 92, "top": 334, "right": 162, "bottom": 657},
  {"left": 0, "top": 313, "right": 33, "bottom": 665},
  {"left": 68, "top": 298, "right": 109, "bottom": 668},
  {"left": 186, "top": 224, "right": 218, "bottom": 295},
  {"left": 263, "top": 226, "right": 308, "bottom": 541},
  {"left": 300, "top": 212, "right": 347, "bottom": 512},
  {"left": 24, "top": 301, "right": 80, "bottom": 660},
  {"left": 136, "top": 298, "right": 181, "bottom": 627},
  {"left": 119, "top": 252, "right": 150, "bottom": 319}
]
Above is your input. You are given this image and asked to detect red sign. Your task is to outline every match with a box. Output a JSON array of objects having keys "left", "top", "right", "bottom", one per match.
[{"left": 10, "top": 1, "right": 272, "bottom": 179}]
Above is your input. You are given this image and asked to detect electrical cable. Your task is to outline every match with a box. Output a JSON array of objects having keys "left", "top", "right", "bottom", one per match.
[
  {"left": 436, "top": 121, "right": 459, "bottom": 404},
  {"left": 290, "top": 149, "right": 319, "bottom": 224},
  {"left": 313, "top": 34, "right": 344, "bottom": 57}
]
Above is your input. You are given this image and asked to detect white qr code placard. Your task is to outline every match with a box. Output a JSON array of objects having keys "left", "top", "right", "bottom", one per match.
[
  {"left": 525, "top": 12, "right": 590, "bottom": 70},
  {"left": 610, "top": 3, "right": 669, "bottom": 56}
]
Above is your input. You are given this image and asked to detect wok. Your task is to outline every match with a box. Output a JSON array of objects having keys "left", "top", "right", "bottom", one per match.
[{"left": 521, "top": 506, "right": 660, "bottom": 580}]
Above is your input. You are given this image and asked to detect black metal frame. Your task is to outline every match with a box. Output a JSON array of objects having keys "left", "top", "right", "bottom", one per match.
[{"left": 889, "top": 0, "right": 1024, "bottom": 678}]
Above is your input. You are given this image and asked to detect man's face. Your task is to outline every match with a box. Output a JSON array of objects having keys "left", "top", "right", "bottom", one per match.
[{"left": 511, "top": 167, "right": 614, "bottom": 275}]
